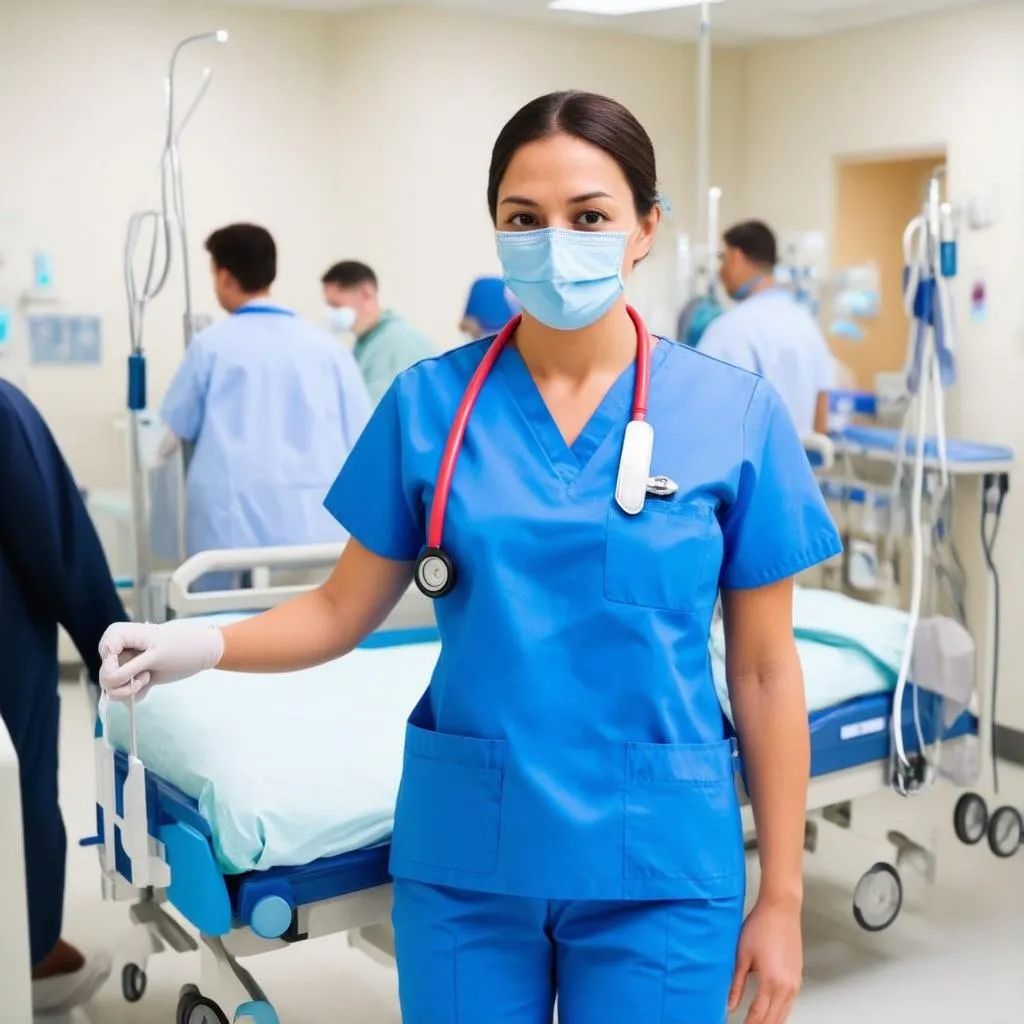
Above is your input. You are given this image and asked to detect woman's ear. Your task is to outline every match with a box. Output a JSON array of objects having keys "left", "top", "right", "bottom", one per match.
[{"left": 629, "top": 206, "right": 662, "bottom": 268}]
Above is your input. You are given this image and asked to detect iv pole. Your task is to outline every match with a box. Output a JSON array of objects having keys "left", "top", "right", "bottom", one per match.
[
  {"left": 123, "top": 30, "right": 228, "bottom": 620},
  {"left": 692, "top": 2, "right": 720, "bottom": 303}
]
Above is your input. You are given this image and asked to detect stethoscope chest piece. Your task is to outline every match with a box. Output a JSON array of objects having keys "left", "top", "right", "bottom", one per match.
[{"left": 415, "top": 546, "right": 457, "bottom": 599}]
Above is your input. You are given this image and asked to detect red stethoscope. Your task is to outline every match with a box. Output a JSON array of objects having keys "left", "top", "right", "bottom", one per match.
[{"left": 414, "top": 305, "right": 655, "bottom": 599}]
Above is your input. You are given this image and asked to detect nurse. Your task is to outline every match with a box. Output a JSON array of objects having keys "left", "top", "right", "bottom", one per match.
[
  {"left": 322, "top": 260, "right": 437, "bottom": 405},
  {"left": 99, "top": 91, "right": 841, "bottom": 1024}
]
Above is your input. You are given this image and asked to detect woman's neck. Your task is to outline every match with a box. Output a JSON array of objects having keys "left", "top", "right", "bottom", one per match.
[{"left": 515, "top": 302, "right": 636, "bottom": 384}]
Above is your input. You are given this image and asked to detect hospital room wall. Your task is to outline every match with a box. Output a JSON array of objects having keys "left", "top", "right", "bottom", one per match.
[
  {"left": 0, "top": 0, "right": 746, "bottom": 493},
  {"left": 0, "top": 0, "right": 342, "bottom": 490},
  {"left": 324, "top": 5, "right": 748, "bottom": 348},
  {"left": 741, "top": 1, "right": 1024, "bottom": 738}
]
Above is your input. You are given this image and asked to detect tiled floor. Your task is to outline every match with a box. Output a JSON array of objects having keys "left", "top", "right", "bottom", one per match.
[{"left": 50, "top": 681, "right": 1024, "bottom": 1023}]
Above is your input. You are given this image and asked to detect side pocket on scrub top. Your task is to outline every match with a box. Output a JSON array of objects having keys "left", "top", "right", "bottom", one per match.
[
  {"left": 624, "top": 738, "right": 743, "bottom": 898},
  {"left": 392, "top": 721, "right": 508, "bottom": 876},
  {"left": 604, "top": 501, "right": 715, "bottom": 612}
]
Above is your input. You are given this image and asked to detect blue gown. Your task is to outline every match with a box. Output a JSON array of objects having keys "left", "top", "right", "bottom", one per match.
[
  {"left": 161, "top": 300, "right": 371, "bottom": 558},
  {"left": 0, "top": 382, "right": 125, "bottom": 966},
  {"left": 324, "top": 335, "right": 841, "bottom": 1022}
]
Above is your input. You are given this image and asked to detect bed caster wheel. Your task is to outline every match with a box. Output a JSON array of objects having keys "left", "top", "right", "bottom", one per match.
[
  {"left": 987, "top": 806, "right": 1024, "bottom": 858},
  {"left": 177, "top": 986, "right": 230, "bottom": 1024},
  {"left": 953, "top": 792, "right": 988, "bottom": 845},
  {"left": 121, "top": 962, "right": 147, "bottom": 1002},
  {"left": 235, "top": 1000, "right": 281, "bottom": 1024},
  {"left": 852, "top": 862, "right": 903, "bottom": 932}
]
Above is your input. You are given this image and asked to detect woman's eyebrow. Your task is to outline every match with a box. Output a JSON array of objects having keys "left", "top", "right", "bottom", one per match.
[{"left": 499, "top": 191, "right": 613, "bottom": 206}]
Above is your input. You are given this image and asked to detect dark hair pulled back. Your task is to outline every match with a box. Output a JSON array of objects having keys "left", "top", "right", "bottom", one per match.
[{"left": 487, "top": 91, "right": 659, "bottom": 222}]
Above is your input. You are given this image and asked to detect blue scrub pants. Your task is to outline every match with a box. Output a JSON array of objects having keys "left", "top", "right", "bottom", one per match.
[{"left": 393, "top": 880, "right": 744, "bottom": 1023}]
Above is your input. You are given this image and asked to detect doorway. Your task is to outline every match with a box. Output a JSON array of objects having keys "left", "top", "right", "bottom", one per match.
[{"left": 832, "top": 152, "right": 946, "bottom": 389}]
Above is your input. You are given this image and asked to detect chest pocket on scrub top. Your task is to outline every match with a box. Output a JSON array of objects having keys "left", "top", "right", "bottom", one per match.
[{"left": 604, "top": 499, "right": 715, "bottom": 613}]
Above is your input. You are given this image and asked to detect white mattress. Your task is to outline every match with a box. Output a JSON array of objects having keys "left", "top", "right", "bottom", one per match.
[{"left": 106, "top": 619, "right": 438, "bottom": 873}]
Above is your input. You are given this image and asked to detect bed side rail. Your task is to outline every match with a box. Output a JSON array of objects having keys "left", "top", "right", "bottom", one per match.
[{"left": 166, "top": 543, "right": 436, "bottom": 630}]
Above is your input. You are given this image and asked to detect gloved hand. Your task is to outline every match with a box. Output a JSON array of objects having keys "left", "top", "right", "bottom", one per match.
[{"left": 98, "top": 620, "right": 225, "bottom": 701}]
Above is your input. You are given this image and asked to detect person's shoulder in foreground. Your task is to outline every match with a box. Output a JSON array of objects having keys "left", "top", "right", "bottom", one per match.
[{"left": 0, "top": 377, "right": 26, "bottom": 410}]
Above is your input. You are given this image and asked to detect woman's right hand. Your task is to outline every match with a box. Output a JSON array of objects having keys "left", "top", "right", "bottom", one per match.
[{"left": 98, "top": 620, "right": 225, "bottom": 701}]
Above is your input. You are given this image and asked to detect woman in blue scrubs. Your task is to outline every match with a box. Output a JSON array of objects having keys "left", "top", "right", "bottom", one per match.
[{"left": 100, "top": 91, "right": 841, "bottom": 1024}]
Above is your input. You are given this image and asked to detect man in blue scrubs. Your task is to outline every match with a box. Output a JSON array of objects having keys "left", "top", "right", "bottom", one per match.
[
  {"left": 699, "top": 221, "right": 836, "bottom": 436},
  {"left": 161, "top": 225, "right": 371, "bottom": 571},
  {"left": 0, "top": 381, "right": 123, "bottom": 1013}
]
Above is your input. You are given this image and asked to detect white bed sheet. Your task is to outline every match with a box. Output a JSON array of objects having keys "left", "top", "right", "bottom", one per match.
[{"left": 106, "top": 615, "right": 438, "bottom": 873}]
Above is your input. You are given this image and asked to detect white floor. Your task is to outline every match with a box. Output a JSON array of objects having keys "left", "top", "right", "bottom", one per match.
[{"left": 51, "top": 680, "right": 1024, "bottom": 1023}]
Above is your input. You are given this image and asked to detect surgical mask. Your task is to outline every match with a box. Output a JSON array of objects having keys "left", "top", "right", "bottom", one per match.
[
  {"left": 326, "top": 305, "right": 357, "bottom": 333},
  {"left": 728, "top": 273, "right": 766, "bottom": 302},
  {"left": 496, "top": 228, "right": 627, "bottom": 331}
]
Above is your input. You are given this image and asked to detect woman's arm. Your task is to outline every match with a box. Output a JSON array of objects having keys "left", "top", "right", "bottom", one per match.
[
  {"left": 99, "top": 539, "right": 415, "bottom": 697},
  {"left": 723, "top": 577, "right": 808, "bottom": 903},
  {"left": 723, "top": 577, "right": 806, "bottom": 1024},
  {"left": 218, "top": 540, "right": 414, "bottom": 672}
]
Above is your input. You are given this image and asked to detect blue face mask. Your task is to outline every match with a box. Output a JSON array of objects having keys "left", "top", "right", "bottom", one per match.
[{"left": 496, "top": 228, "right": 628, "bottom": 331}]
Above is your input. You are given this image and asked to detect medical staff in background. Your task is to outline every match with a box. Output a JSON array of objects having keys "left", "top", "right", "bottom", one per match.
[
  {"left": 699, "top": 221, "right": 836, "bottom": 436},
  {"left": 322, "top": 261, "right": 436, "bottom": 404},
  {"left": 160, "top": 224, "right": 371, "bottom": 572},
  {"left": 100, "top": 92, "right": 841, "bottom": 1024},
  {"left": 0, "top": 381, "right": 124, "bottom": 1014},
  {"left": 459, "top": 274, "right": 521, "bottom": 339}
]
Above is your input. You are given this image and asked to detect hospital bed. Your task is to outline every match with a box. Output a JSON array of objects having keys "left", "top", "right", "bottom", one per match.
[{"left": 88, "top": 532, "right": 1010, "bottom": 1023}]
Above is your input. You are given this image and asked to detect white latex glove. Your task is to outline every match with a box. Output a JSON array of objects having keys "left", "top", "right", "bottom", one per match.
[{"left": 98, "top": 620, "right": 225, "bottom": 701}]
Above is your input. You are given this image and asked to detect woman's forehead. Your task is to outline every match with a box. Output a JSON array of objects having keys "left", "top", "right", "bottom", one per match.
[{"left": 498, "top": 134, "right": 631, "bottom": 200}]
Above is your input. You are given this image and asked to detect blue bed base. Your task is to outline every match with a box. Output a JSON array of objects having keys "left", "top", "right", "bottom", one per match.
[{"left": 92, "top": 626, "right": 977, "bottom": 944}]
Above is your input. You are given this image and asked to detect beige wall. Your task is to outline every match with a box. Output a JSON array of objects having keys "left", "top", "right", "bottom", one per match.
[
  {"left": 0, "top": 0, "right": 341, "bottom": 488},
  {"left": 326, "top": 6, "right": 748, "bottom": 347},
  {"left": 742, "top": 1, "right": 1024, "bottom": 730},
  {"left": 0, "top": 0, "right": 747, "bottom": 489}
]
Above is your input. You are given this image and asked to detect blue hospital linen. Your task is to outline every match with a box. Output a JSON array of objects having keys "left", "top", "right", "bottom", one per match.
[
  {"left": 712, "top": 587, "right": 910, "bottom": 723},
  {"left": 698, "top": 289, "right": 836, "bottom": 437},
  {"left": 160, "top": 301, "right": 371, "bottom": 555},
  {"left": 106, "top": 615, "right": 438, "bottom": 873},
  {"left": 324, "top": 337, "right": 842, "bottom": 901}
]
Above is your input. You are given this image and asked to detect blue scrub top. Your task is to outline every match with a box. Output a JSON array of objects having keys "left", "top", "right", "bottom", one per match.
[
  {"left": 161, "top": 300, "right": 372, "bottom": 555},
  {"left": 325, "top": 336, "right": 841, "bottom": 902}
]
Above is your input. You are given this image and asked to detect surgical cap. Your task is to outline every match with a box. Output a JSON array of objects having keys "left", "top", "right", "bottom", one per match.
[{"left": 464, "top": 276, "right": 520, "bottom": 333}]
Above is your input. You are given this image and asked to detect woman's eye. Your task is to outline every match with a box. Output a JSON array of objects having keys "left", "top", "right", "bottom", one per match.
[
  {"left": 576, "top": 210, "right": 606, "bottom": 227},
  {"left": 509, "top": 213, "right": 536, "bottom": 228}
]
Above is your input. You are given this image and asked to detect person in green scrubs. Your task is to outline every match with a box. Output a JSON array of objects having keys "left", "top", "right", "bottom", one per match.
[{"left": 322, "top": 261, "right": 436, "bottom": 404}]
